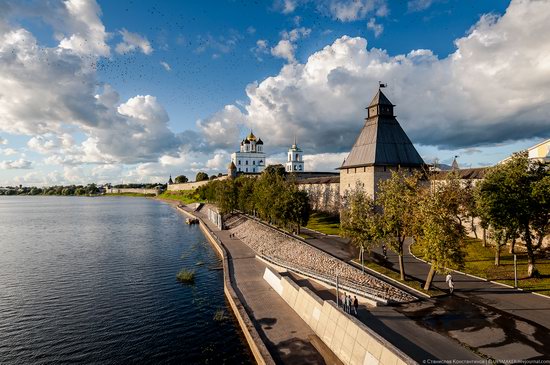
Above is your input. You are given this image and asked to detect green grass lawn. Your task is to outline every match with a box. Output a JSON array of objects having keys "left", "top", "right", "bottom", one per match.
[
  {"left": 305, "top": 211, "right": 341, "bottom": 235},
  {"left": 158, "top": 190, "right": 203, "bottom": 205},
  {"left": 355, "top": 259, "right": 445, "bottom": 297},
  {"left": 411, "top": 237, "right": 550, "bottom": 296}
]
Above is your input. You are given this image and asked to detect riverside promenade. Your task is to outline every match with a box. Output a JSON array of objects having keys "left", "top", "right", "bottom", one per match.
[
  {"left": 303, "top": 228, "right": 550, "bottom": 361},
  {"left": 177, "top": 205, "right": 483, "bottom": 363},
  {"left": 177, "top": 205, "right": 332, "bottom": 365}
]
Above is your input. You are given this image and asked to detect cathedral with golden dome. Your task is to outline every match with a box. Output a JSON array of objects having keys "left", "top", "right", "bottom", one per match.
[{"left": 230, "top": 131, "right": 266, "bottom": 173}]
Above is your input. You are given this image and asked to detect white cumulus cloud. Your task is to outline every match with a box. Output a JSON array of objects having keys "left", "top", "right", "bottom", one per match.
[
  {"left": 273, "top": 0, "right": 388, "bottom": 21},
  {"left": 271, "top": 39, "right": 297, "bottom": 63},
  {"left": 115, "top": 28, "right": 153, "bottom": 55},
  {"left": 1, "top": 158, "right": 32, "bottom": 169},
  {"left": 202, "top": 0, "right": 550, "bottom": 156},
  {"left": 57, "top": 0, "right": 110, "bottom": 57},
  {"left": 270, "top": 27, "right": 311, "bottom": 63},
  {"left": 0, "top": 148, "right": 17, "bottom": 156},
  {"left": 367, "top": 17, "right": 383, "bottom": 37}
]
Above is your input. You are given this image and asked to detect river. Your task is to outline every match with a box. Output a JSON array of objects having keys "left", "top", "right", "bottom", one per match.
[{"left": 0, "top": 196, "right": 251, "bottom": 364}]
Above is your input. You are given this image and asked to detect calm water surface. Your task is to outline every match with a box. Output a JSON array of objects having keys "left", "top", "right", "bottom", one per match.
[{"left": 0, "top": 196, "right": 251, "bottom": 364}]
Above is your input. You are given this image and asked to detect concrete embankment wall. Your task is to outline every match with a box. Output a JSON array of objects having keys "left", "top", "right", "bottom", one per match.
[
  {"left": 175, "top": 206, "right": 275, "bottom": 365},
  {"left": 263, "top": 267, "right": 415, "bottom": 365},
  {"left": 105, "top": 188, "right": 159, "bottom": 195}
]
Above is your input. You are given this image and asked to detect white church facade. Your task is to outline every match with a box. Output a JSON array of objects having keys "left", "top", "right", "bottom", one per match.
[
  {"left": 286, "top": 138, "right": 305, "bottom": 172},
  {"left": 230, "top": 132, "right": 266, "bottom": 173}
]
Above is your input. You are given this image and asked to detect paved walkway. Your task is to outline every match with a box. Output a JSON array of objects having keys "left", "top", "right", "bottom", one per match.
[
  {"left": 302, "top": 228, "right": 550, "bottom": 361},
  {"left": 218, "top": 215, "right": 478, "bottom": 362},
  {"left": 185, "top": 207, "right": 328, "bottom": 365}
]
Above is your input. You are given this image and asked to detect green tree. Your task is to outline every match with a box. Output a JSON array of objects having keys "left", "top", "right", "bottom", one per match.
[
  {"left": 236, "top": 176, "right": 256, "bottom": 214},
  {"left": 461, "top": 180, "right": 479, "bottom": 239},
  {"left": 253, "top": 170, "right": 285, "bottom": 222},
  {"left": 477, "top": 153, "right": 550, "bottom": 277},
  {"left": 86, "top": 183, "right": 99, "bottom": 195},
  {"left": 414, "top": 184, "right": 466, "bottom": 290},
  {"left": 341, "top": 182, "right": 381, "bottom": 257},
  {"left": 264, "top": 164, "right": 286, "bottom": 176},
  {"left": 277, "top": 184, "right": 310, "bottom": 233},
  {"left": 195, "top": 172, "right": 209, "bottom": 182},
  {"left": 62, "top": 186, "right": 75, "bottom": 195},
  {"left": 377, "top": 171, "right": 421, "bottom": 280},
  {"left": 174, "top": 175, "right": 188, "bottom": 184},
  {"left": 29, "top": 187, "right": 42, "bottom": 195},
  {"left": 215, "top": 179, "right": 237, "bottom": 214}
]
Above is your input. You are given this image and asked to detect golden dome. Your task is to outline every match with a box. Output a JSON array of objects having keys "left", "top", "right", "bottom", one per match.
[{"left": 247, "top": 131, "right": 257, "bottom": 141}]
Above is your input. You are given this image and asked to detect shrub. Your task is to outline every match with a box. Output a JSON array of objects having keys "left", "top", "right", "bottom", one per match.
[{"left": 176, "top": 268, "right": 195, "bottom": 284}]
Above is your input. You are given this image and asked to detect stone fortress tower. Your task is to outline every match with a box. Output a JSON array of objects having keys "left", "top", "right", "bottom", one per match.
[
  {"left": 231, "top": 131, "right": 266, "bottom": 173},
  {"left": 339, "top": 86, "right": 425, "bottom": 198},
  {"left": 286, "top": 136, "right": 305, "bottom": 172}
]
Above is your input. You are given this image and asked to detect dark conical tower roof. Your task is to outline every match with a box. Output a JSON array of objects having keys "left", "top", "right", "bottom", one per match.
[
  {"left": 340, "top": 89, "right": 424, "bottom": 169},
  {"left": 451, "top": 157, "right": 459, "bottom": 170},
  {"left": 368, "top": 89, "right": 394, "bottom": 107}
]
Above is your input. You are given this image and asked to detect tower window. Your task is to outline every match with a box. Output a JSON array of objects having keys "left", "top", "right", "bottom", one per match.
[
  {"left": 238, "top": 160, "right": 241, "bottom": 165},
  {"left": 296, "top": 154, "right": 298, "bottom": 160},
  {"left": 246, "top": 168, "right": 248, "bottom": 172},
  {"left": 245, "top": 160, "right": 248, "bottom": 165},
  {"left": 253, "top": 160, "right": 255, "bottom": 165}
]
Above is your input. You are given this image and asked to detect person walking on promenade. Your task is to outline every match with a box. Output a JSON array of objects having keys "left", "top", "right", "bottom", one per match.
[
  {"left": 341, "top": 292, "right": 346, "bottom": 311},
  {"left": 347, "top": 295, "right": 352, "bottom": 314},
  {"left": 353, "top": 296, "right": 358, "bottom": 316},
  {"left": 446, "top": 273, "right": 454, "bottom": 294},
  {"left": 382, "top": 244, "right": 387, "bottom": 259},
  {"left": 344, "top": 293, "right": 348, "bottom": 313}
]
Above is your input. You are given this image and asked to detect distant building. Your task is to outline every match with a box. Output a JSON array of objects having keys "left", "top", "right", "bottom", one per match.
[
  {"left": 338, "top": 87, "right": 424, "bottom": 198},
  {"left": 527, "top": 138, "right": 550, "bottom": 163},
  {"left": 231, "top": 131, "right": 266, "bottom": 173},
  {"left": 500, "top": 138, "right": 550, "bottom": 164},
  {"left": 168, "top": 175, "right": 173, "bottom": 185},
  {"left": 286, "top": 137, "right": 304, "bottom": 173}
]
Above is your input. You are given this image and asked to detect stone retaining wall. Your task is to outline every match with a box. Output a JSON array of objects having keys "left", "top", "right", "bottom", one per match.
[
  {"left": 227, "top": 215, "right": 415, "bottom": 303},
  {"left": 263, "top": 267, "right": 415, "bottom": 365}
]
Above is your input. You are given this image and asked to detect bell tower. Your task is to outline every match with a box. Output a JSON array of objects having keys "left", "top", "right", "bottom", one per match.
[{"left": 286, "top": 136, "right": 304, "bottom": 173}]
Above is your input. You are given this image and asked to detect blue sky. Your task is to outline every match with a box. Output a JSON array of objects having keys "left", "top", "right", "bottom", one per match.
[{"left": 0, "top": 0, "right": 548, "bottom": 185}]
